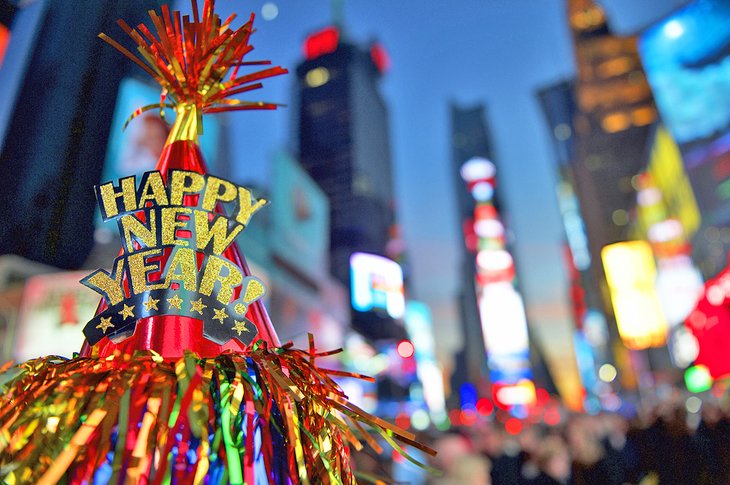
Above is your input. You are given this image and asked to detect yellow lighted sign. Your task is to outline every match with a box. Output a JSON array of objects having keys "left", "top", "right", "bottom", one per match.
[
  {"left": 647, "top": 126, "right": 701, "bottom": 237},
  {"left": 601, "top": 241, "right": 668, "bottom": 350}
]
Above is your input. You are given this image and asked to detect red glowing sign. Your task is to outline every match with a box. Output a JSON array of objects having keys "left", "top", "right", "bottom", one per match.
[
  {"left": 0, "top": 24, "right": 9, "bottom": 68},
  {"left": 369, "top": 43, "right": 390, "bottom": 73},
  {"left": 303, "top": 26, "right": 339, "bottom": 60}
]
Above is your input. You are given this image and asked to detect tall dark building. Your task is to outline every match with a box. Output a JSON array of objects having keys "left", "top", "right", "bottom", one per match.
[
  {"left": 450, "top": 103, "right": 491, "bottom": 392},
  {"left": 294, "top": 26, "right": 404, "bottom": 341},
  {"left": 0, "top": 0, "right": 163, "bottom": 269},
  {"left": 537, "top": 80, "right": 599, "bottom": 329},
  {"left": 567, "top": 0, "right": 657, "bottom": 321}
]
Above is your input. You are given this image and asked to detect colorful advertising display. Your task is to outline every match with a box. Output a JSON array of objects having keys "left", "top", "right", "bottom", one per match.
[
  {"left": 602, "top": 241, "right": 669, "bottom": 350},
  {"left": 634, "top": 126, "right": 704, "bottom": 328},
  {"left": 404, "top": 301, "right": 446, "bottom": 419},
  {"left": 350, "top": 252, "right": 405, "bottom": 319},
  {"left": 461, "top": 156, "right": 536, "bottom": 409},
  {"left": 15, "top": 271, "right": 99, "bottom": 361},
  {"left": 635, "top": 126, "right": 701, "bottom": 247},
  {"left": 639, "top": 1, "right": 730, "bottom": 224},
  {"left": 270, "top": 152, "right": 329, "bottom": 282}
]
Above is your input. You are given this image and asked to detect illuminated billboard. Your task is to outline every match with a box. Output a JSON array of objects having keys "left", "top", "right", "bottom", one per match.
[
  {"left": 639, "top": 1, "right": 730, "bottom": 224},
  {"left": 638, "top": 126, "right": 701, "bottom": 240},
  {"left": 350, "top": 252, "right": 404, "bottom": 319},
  {"left": 639, "top": 1, "right": 730, "bottom": 145},
  {"left": 15, "top": 272, "right": 99, "bottom": 361},
  {"left": 478, "top": 282, "right": 534, "bottom": 408},
  {"left": 404, "top": 301, "right": 446, "bottom": 417},
  {"left": 602, "top": 241, "right": 668, "bottom": 349},
  {"left": 270, "top": 152, "right": 329, "bottom": 282},
  {"left": 479, "top": 282, "right": 530, "bottom": 358}
]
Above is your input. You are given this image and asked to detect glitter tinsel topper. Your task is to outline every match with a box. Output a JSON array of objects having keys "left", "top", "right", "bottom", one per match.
[{"left": 98, "top": 0, "right": 288, "bottom": 127}]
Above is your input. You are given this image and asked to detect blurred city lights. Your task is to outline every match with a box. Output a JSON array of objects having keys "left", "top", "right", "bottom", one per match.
[
  {"left": 670, "top": 328, "right": 699, "bottom": 368},
  {"left": 493, "top": 380, "right": 536, "bottom": 407},
  {"left": 479, "top": 283, "right": 530, "bottom": 356},
  {"left": 474, "top": 218, "right": 504, "bottom": 239},
  {"left": 685, "top": 365, "right": 713, "bottom": 394},
  {"left": 459, "top": 382, "right": 478, "bottom": 410},
  {"left": 602, "top": 241, "right": 668, "bottom": 349},
  {"left": 460, "top": 409, "right": 478, "bottom": 426},
  {"left": 553, "top": 123, "right": 572, "bottom": 141},
  {"left": 476, "top": 397, "right": 494, "bottom": 416},
  {"left": 543, "top": 407, "right": 561, "bottom": 426},
  {"left": 598, "top": 363, "right": 617, "bottom": 383},
  {"left": 395, "top": 413, "right": 411, "bottom": 430},
  {"left": 601, "top": 393, "right": 622, "bottom": 412},
  {"left": 404, "top": 302, "right": 447, "bottom": 417},
  {"left": 305, "top": 67, "right": 330, "bottom": 88},
  {"left": 476, "top": 249, "right": 513, "bottom": 272},
  {"left": 663, "top": 19, "right": 684, "bottom": 39},
  {"left": 303, "top": 26, "right": 339, "bottom": 60},
  {"left": 460, "top": 157, "right": 495, "bottom": 182},
  {"left": 434, "top": 413, "right": 451, "bottom": 432},
  {"left": 470, "top": 181, "right": 494, "bottom": 202},
  {"left": 685, "top": 396, "right": 702, "bottom": 414},
  {"left": 505, "top": 418, "right": 522, "bottom": 435},
  {"left": 261, "top": 2, "right": 279, "bottom": 21},
  {"left": 410, "top": 409, "right": 430, "bottom": 430},
  {"left": 611, "top": 209, "right": 629, "bottom": 226},
  {"left": 396, "top": 340, "right": 415, "bottom": 359},
  {"left": 448, "top": 409, "right": 461, "bottom": 427}
]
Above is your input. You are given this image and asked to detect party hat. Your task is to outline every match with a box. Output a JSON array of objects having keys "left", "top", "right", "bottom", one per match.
[{"left": 79, "top": 1, "right": 287, "bottom": 359}]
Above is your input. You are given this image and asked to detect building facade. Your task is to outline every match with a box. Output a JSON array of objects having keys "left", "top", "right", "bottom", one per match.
[{"left": 293, "top": 26, "right": 405, "bottom": 341}]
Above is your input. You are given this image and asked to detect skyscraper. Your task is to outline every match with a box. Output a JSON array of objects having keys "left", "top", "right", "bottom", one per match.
[
  {"left": 567, "top": 0, "right": 657, "bottom": 323},
  {"left": 293, "top": 26, "right": 404, "bottom": 341},
  {"left": 0, "top": 0, "right": 163, "bottom": 269},
  {"left": 450, "top": 103, "right": 491, "bottom": 391}
]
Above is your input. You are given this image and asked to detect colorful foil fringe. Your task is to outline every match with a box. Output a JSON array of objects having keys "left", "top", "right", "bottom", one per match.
[{"left": 0, "top": 338, "right": 435, "bottom": 484}]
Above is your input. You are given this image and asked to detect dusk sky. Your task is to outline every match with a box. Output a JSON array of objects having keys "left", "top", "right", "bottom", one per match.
[{"left": 177, "top": 0, "right": 689, "bottom": 365}]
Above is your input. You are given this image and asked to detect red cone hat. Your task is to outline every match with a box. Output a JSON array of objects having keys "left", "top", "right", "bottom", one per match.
[{"left": 79, "top": 2, "right": 287, "bottom": 359}]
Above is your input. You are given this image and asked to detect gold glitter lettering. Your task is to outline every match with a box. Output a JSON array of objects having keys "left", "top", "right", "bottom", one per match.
[
  {"left": 199, "top": 255, "right": 243, "bottom": 304},
  {"left": 201, "top": 176, "right": 238, "bottom": 212},
  {"left": 234, "top": 186, "right": 267, "bottom": 226},
  {"left": 169, "top": 170, "right": 204, "bottom": 206},
  {"left": 98, "top": 176, "right": 137, "bottom": 219},
  {"left": 128, "top": 248, "right": 166, "bottom": 295},
  {"left": 120, "top": 212, "right": 158, "bottom": 253},
  {"left": 195, "top": 210, "right": 243, "bottom": 255},
  {"left": 163, "top": 247, "right": 197, "bottom": 292},
  {"left": 161, "top": 207, "right": 191, "bottom": 247},
  {"left": 243, "top": 278, "right": 265, "bottom": 303},
  {"left": 82, "top": 258, "right": 126, "bottom": 305},
  {"left": 138, "top": 172, "right": 169, "bottom": 207}
]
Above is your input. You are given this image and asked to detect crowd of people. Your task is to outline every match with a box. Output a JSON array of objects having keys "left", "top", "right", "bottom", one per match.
[{"left": 424, "top": 397, "right": 730, "bottom": 485}]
